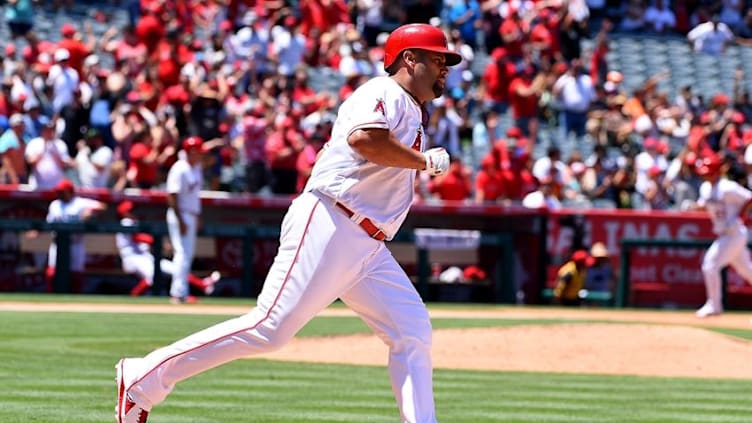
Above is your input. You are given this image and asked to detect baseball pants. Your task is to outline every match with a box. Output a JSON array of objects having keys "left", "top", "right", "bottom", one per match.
[
  {"left": 48, "top": 240, "right": 86, "bottom": 271},
  {"left": 122, "top": 254, "right": 177, "bottom": 285},
  {"left": 701, "top": 225, "right": 752, "bottom": 310},
  {"left": 125, "top": 192, "right": 436, "bottom": 422},
  {"left": 166, "top": 209, "right": 197, "bottom": 299}
]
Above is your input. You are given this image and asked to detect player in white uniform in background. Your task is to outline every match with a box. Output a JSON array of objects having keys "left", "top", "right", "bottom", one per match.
[
  {"left": 45, "top": 179, "right": 106, "bottom": 293},
  {"left": 116, "top": 23, "right": 457, "bottom": 423},
  {"left": 694, "top": 154, "right": 752, "bottom": 317},
  {"left": 164, "top": 137, "right": 205, "bottom": 304},
  {"left": 115, "top": 201, "right": 220, "bottom": 298}
]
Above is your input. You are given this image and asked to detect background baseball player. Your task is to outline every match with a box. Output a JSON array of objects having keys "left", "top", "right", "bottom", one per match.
[
  {"left": 116, "top": 23, "right": 457, "bottom": 423},
  {"left": 44, "top": 178, "right": 106, "bottom": 293},
  {"left": 116, "top": 201, "right": 219, "bottom": 298},
  {"left": 693, "top": 153, "right": 752, "bottom": 317},
  {"left": 164, "top": 136, "right": 205, "bottom": 304}
]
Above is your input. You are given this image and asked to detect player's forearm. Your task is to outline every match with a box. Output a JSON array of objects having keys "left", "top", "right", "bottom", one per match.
[
  {"left": 167, "top": 194, "right": 183, "bottom": 219},
  {"left": 348, "top": 129, "right": 426, "bottom": 171}
]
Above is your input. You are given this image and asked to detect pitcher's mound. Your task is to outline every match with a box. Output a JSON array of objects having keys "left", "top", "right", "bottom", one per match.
[{"left": 255, "top": 324, "right": 752, "bottom": 379}]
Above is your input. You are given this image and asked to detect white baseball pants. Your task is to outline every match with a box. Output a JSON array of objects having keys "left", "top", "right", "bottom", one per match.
[
  {"left": 126, "top": 192, "right": 436, "bottom": 422},
  {"left": 47, "top": 240, "right": 86, "bottom": 271},
  {"left": 121, "top": 253, "right": 176, "bottom": 285},
  {"left": 166, "top": 209, "right": 197, "bottom": 298},
  {"left": 701, "top": 225, "right": 752, "bottom": 310}
]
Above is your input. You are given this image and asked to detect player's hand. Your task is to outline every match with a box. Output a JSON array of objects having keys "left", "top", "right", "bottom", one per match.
[{"left": 423, "top": 147, "right": 450, "bottom": 176}]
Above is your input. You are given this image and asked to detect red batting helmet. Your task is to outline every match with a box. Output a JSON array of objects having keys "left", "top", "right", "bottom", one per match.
[
  {"left": 383, "top": 24, "right": 462, "bottom": 71},
  {"left": 182, "top": 136, "right": 205, "bottom": 153},
  {"left": 695, "top": 154, "right": 722, "bottom": 176}
]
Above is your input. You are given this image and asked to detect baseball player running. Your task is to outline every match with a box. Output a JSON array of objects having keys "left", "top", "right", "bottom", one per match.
[
  {"left": 45, "top": 179, "right": 107, "bottom": 292},
  {"left": 116, "top": 201, "right": 220, "bottom": 298},
  {"left": 116, "top": 23, "right": 457, "bottom": 423},
  {"left": 164, "top": 137, "right": 205, "bottom": 304},
  {"left": 694, "top": 154, "right": 752, "bottom": 317}
]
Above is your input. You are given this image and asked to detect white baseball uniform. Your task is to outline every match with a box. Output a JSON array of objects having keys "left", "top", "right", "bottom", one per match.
[
  {"left": 46, "top": 196, "right": 101, "bottom": 272},
  {"left": 121, "top": 76, "right": 437, "bottom": 422},
  {"left": 697, "top": 177, "right": 752, "bottom": 315},
  {"left": 165, "top": 154, "right": 202, "bottom": 299},
  {"left": 117, "top": 217, "right": 176, "bottom": 285}
]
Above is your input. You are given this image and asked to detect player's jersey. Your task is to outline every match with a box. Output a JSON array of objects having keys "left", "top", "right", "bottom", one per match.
[
  {"left": 166, "top": 158, "right": 203, "bottom": 215},
  {"left": 698, "top": 178, "right": 752, "bottom": 235},
  {"left": 304, "top": 76, "right": 426, "bottom": 239},
  {"left": 116, "top": 218, "right": 150, "bottom": 257},
  {"left": 46, "top": 196, "right": 101, "bottom": 243}
]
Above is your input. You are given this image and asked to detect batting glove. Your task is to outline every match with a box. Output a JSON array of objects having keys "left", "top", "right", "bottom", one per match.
[{"left": 424, "top": 147, "right": 450, "bottom": 176}]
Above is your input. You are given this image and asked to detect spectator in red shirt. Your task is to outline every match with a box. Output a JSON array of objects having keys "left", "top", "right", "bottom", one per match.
[
  {"left": 498, "top": 8, "right": 528, "bottom": 59},
  {"left": 295, "top": 129, "right": 327, "bottom": 192},
  {"left": 428, "top": 156, "right": 472, "bottom": 202},
  {"left": 482, "top": 47, "right": 515, "bottom": 114},
  {"left": 266, "top": 116, "right": 305, "bottom": 195},
  {"left": 475, "top": 154, "right": 505, "bottom": 203},
  {"left": 127, "top": 136, "right": 159, "bottom": 189},
  {"left": 508, "top": 66, "right": 546, "bottom": 146},
  {"left": 299, "top": 0, "right": 351, "bottom": 38},
  {"left": 135, "top": 2, "right": 166, "bottom": 54},
  {"left": 239, "top": 101, "right": 270, "bottom": 193},
  {"left": 57, "top": 23, "right": 94, "bottom": 77},
  {"left": 101, "top": 25, "right": 148, "bottom": 79}
]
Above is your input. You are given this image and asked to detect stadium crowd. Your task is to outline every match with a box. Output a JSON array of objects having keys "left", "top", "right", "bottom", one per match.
[{"left": 2, "top": 0, "right": 752, "bottom": 211}]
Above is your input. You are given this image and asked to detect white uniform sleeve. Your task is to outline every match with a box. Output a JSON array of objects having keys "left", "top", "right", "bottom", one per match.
[
  {"left": 345, "top": 80, "right": 401, "bottom": 136},
  {"left": 166, "top": 162, "right": 183, "bottom": 194},
  {"left": 726, "top": 180, "right": 752, "bottom": 207},
  {"left": 46, "top": 201, "right": 58, "bottom": 223}
]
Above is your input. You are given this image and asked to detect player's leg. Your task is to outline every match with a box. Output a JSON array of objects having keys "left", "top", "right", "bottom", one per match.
[
  {"left": 727, "top": 228, "right": 752, "bottom": 286},
  {"left": 45, "top": 242, "right": 57, "bottom": 292},
  {"left": 126, "top": 254, "right": 155, "bottom": 296},
  {"left": 119, "top": 193, "right": 372, "bottom": 411},
  {"left": 340, "top": 247, "right": 436, "bottom": 423},
  {"left": 70, "top": 241, "right": 86, "bottom": 293},
  {"left": 166, "top": 210, "right": 196, "bottom": 300},
  {"left": 699, "top": 236, "right": 735, "bottom": 316}
]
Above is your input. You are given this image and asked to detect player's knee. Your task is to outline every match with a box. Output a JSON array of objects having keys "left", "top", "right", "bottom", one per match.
[
  {"left": 701, "top": 261, "right": 721, "bottom": 275},
  {"left": 388, "top": 316, "right": 433, "bottom": 353}
]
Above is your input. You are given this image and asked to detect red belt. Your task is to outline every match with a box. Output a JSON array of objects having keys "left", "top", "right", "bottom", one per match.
[{"left": 335, "top": 203, "right": 386, "bottom": 241}]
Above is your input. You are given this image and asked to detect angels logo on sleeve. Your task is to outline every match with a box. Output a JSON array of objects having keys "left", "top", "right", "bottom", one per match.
[{"left": 374, "top": 98, "right": 386, "bottom": 116}]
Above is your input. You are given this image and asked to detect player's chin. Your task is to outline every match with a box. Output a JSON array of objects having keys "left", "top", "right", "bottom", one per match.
[{"left": 431, "top": 82, "right": 445, "bottom": 98}]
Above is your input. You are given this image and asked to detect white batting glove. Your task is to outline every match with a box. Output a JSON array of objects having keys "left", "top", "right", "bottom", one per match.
[{"left": 423, "top": 147, "right": 450, "bottom": 176}]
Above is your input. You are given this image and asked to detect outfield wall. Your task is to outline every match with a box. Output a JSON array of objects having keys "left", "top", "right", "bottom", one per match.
[{"left": 0, "top": 186, "right": 750, "bottom": 308}]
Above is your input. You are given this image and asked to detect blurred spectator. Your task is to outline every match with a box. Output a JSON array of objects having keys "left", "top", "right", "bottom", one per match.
[
  {"left": 474, "top": 154, "right": 504, "bottom": 203},
  {"left": 270, "top": 17, "right": 307, "bottom": 78},
  {"left": 448, "top": 0, "right": 482, "bottom": 49},
  {"left": 57, "top": 23, "right": 95, "bottom": 77},
  {"left": 25, "top": 116, "right": 74, "bottom": 190},
  {"left": 481, "top": 47, "right": 514, "bottom": 114},
  {"left": 75, "top": 128, "right": 113, "bottom": 189},
  {"left": 426, "top": 97, "right": 462, "bottom": 155},
  {"left": 620, "top": 0, "right": 646, "bottom": 32},
  {"left": 428, "top": 156, "right": 472, "bottom": 202},
  {"left": 5, "top": 0, "right": 34, "bottom": 39},
  {"left": 47, "top": 49, "right": 80, "bottom": 116},
  {"left": 508, "top": 65, "right": 546, "bottom": 144},
  {"left": 719, "top": 0, "right": 744, "bottom": 28},
  {"left": 522, "top": 176, "right": 562, "bottom": 209},
  {"left": 644, "top": 0, "right": 676, "bottom": 33},
  {"left": 642, "top": 165, "right": 671, "bottom": 209},
  {"left": 266, "top": 115, "right": 305, "bottom": 195},
  {"left": 0, "top": 113, "right": 28, "bottom": 184},
  {"left": 553, "top": 58, "right": 596, "bottom": 142},
  {"left": 687, "top": 15, "right": 734, "bottom": 56}
]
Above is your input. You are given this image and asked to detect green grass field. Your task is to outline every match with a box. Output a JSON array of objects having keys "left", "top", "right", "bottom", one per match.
[{"left": 0, "top": 295, "right": 751, "bottom": 423}]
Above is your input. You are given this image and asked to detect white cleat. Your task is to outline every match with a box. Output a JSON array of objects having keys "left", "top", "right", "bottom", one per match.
[
  {"left": 116, "top": 359, "right": 150, "bottom": 423},
  {"left": 203, "top": 271, "right": 221, "bottom": 295},
  {"left": 695, "top": 303, "right": 723, "bottom": 318}
]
